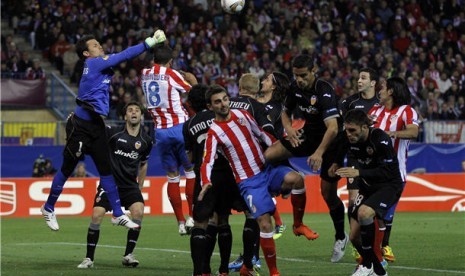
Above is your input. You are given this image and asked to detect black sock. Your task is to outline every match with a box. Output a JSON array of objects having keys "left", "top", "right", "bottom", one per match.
[
  {"left": 218, "top": 224, "right": 232, "bottom": 273},
  {"left": 86, "top": 224, "right": 100, "bottom": 260},
  {"left": 330, "top": 202, "right": 346, "bottom": 240},
  {"left": 203, "top": 224, "right": 218, "bottom": 273},
  {"left": 382, "top": 220, "right": 393, "bottom": 247},
  {"left": 360, "top": 218, "right": 385, "bottom": 275},
  {"left": 242, "top": 218, "right": 258, "bottom": 268},
  {"left": 124, "top": 219, "right": 141, "bottom": 256},
  {"left": 190, "top": 227, "right": 206, "bottom": 275}
]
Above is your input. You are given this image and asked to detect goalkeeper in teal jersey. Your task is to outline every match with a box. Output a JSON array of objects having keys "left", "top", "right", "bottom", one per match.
[{"left": 41, "top": 30, "right": 166, "bottom": 231}]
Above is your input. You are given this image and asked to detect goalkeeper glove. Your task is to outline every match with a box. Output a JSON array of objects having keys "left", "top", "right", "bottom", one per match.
[{"left": 145, "top": 30, "right": 166, "bottom": 47}]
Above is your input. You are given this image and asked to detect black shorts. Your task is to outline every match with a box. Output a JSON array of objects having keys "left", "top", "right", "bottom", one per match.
[
  {"left": 193, "top": 166, "right": 247, "bottom": 222},
  {"left": 280, "top": 131, "right": 341, "bottom": 182},
  {"left": 62, "top": 114, "right": 112, "bottom": 176},
  {"left": 346, "top": 156, "right": 361, "bottom": 190},
  {"left": 349, "top": 186, "right": 400, "bottom": 221},
  {"left": 93, "top": 187, "right": 144, "bottom": 211}
]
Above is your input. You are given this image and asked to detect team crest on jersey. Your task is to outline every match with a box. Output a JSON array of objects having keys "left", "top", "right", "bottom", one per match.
[
  {"left": 348, "top": 177, "right": 354, "bottom": 184},
  {"left": 390, "top": 114, "right": 398, "bottom": 122},
  {"left": 95, "top": 196, "right": 101, "bottom": 203},
  {"left": 135, "top": 141, "right": 141, "bottom": 149},
  {"left": 366, "top": 146, "right": 374, "bottom": 155},
  {"left": 238, "top": 118, "right": 246, "bottom": 126},
  {"left": 102, "top": 55, "right": 109, "bottom": 60},
  {"left": 310, "top": 95, "right": 317, "bottom": 105}
]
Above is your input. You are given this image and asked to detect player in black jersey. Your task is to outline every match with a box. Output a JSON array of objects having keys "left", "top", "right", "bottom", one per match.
[
  {"left": 257, "top": 71, "right": 292, "bottom": 241},
  {"left": 183, "top": 84, "right": 250, "bottom": 276},
  {"left": 331, "top": 109, "right": 402, "bottom": 276},
  {"left": 77, "top": 102, "right": 153, "bottom": 269},
  {"left": 258, "top": 71, "right": 289, "bottom": 139},
  {"left": 339, "top": 67, "right": 380, "bottom": 263},
  {"left": 264, "top": 55, "right": 348, "bottom": 262}
]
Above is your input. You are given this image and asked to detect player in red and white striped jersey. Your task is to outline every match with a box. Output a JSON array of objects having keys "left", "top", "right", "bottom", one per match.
[
  {"left": 141, "top": 43, "right": 198, "bottom": 235},
  {"left": 368, "top": 77, "right": 419, "bottom": 262},
  {"left": 142, "top": 64, "right": 190, "bottom": 128},
  {"left": 199, "top": 85, "right": 314, "bottom": 276}
]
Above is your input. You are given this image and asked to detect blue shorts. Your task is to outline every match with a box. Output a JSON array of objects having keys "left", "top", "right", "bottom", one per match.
[
  {"left": 238, "top": 165, "right": 293, "bottom": 219},
  {"left": 155, "top": 124, "right": 193, "bottom": 173}
]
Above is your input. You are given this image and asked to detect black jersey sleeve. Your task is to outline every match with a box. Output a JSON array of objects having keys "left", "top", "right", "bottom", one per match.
[
  {"left": 358, "top": 129, "right": 401, "bottom": 186},
  {"left": 316, "top": 80, "right": 340, "bottom": 121}
]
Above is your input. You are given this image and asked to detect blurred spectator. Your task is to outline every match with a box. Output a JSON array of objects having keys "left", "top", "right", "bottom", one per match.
[
  {"left": 26, "top": 58, "right": 46, "bottom": 80},
  {"left": 457, "top": 96, "right": 465, "bottom": 119},
  {"left": 17, "top": 51, "right": 33, "bottom": 73},
  {"left": 32, "top": 154, "right": 46, "bottom": 177},
  {"left": 62, "top": 45, "right": 79, "bottom": 77},
  {"left": 50, "top": 33, "right": 72, "bottom": 75},
  {"left": 43, "top": 159, "right": 57, "bottom": 177},
  {"left": 73, "top": 162, "right": 89, "bottom": 177},
  {"left": 32, "top": 155, "right": 56, "bottom": 177},
  {"left": 437, "top": 72, "right": 453, "bottom": 95}
]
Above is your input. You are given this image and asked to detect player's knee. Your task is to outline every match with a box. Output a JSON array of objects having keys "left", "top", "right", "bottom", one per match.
[
  {"left": 257, "top": 216, "right": 273, "bottom": 233},
  {"left": 130, "top": 208, "right": 144, "bottom": 220},
  {"left": 91, "top": 208, "right": 105, "bottom": 224},
  {"left": 357, "top": 205, "right": 374, "bottom": 221}
]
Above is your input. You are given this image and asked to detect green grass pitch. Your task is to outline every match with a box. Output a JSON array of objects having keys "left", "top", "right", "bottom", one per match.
[{"left": 2, "top": 212, "right": 464, "bottom": 275}]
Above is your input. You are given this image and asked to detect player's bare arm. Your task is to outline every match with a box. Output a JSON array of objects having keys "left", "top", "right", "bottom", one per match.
[{"left": 307, "top": 117, "right": 338, "bottom": 172}]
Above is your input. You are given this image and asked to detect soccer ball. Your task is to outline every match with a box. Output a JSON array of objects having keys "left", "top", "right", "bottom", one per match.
[{"left": 221, "top": 0, "right": 245, "bottom": 14}]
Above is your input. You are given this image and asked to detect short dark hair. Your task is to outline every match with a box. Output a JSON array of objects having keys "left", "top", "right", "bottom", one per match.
[
  {"left": 386, "top": 77, "right": 411, "bottom": 108},
  {"left": 359, "top": 67, "right": 379, "bottom": 84},
  {"left": 188, "top": 84, "right": 209, "bottom": 113},
  {"left": 123, "top": 101, "right": 143, "bottom": 115},
  {"left": 153, "top": 44, "right": 173, "bottom": 64},
  {"left": 344, "top": 109, "right": 372, "bottom": 126},
  {"left": 76, "top": 35, "right": 95, "bottom": 60},
  {"left": 205, "top": 84, "right": 228, "bottom": 104},
  {"left": 292, "top": 54, "right": 314, "bottom": 70}
]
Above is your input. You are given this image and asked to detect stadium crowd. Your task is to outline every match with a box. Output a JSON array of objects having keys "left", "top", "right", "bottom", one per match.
[{"left": 2, "top": 0, "right": 465, "bottom": 121}]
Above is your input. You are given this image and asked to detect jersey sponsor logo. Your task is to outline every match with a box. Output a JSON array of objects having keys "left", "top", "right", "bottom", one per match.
[
  {"left": 118, "top": 138, "right": 127, "bottom": 143},
  {"left": 354, "top": 105, "right": 365, "bottom": 109},
  {"left": 310, "top": 95, "right": 317, "bottom": 105},
  {"left": 114, "top": 149, "right": 139, "bottom": 159},
  {"left": 103, "top": 78, "right": 111, "bottom": 84},
  {"left": 298, "top": 105, "right": 319, "bottom": 114},
  {"left": 135, "top": 141, "right": 141, "bottom": 150},
  {"left": 380, "top": 140, "right": 389, "bottom": 145},
  {"left": 323, "top": 93, "right": 331, "bottom": 98}
]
